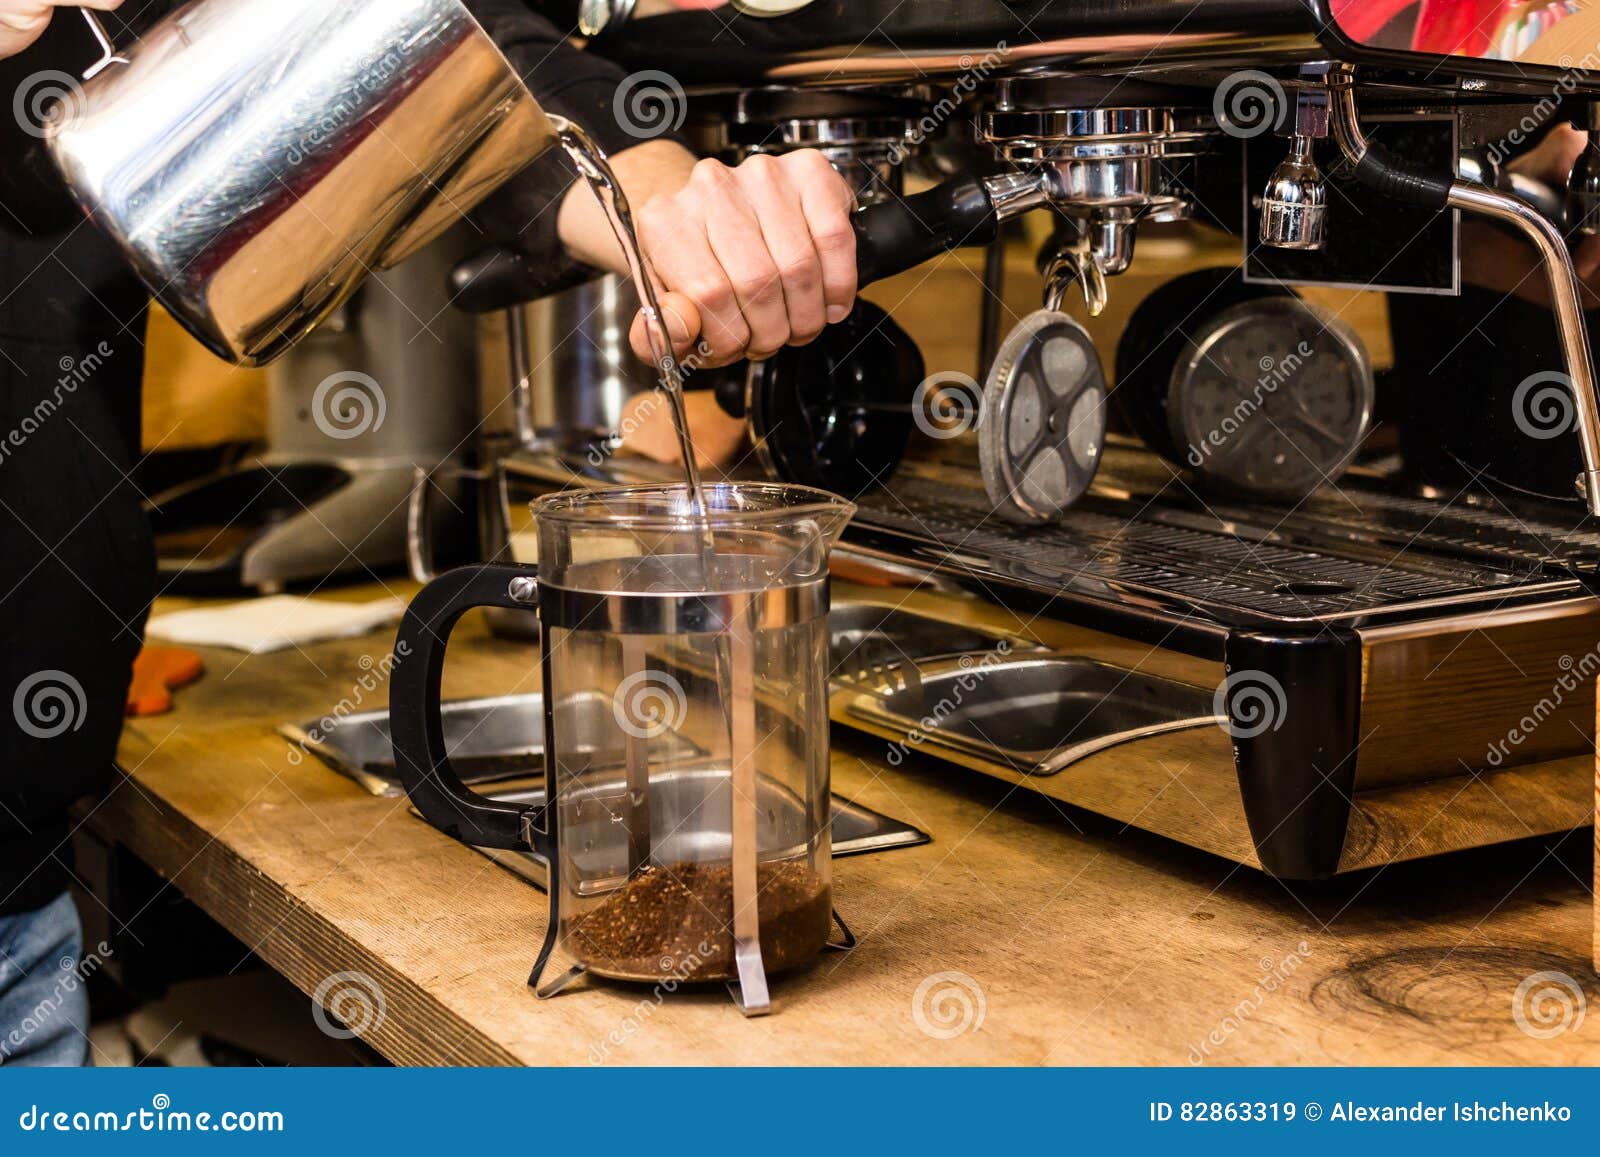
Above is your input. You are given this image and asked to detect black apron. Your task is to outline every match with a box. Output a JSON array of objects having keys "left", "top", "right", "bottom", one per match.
[{"left": 0, "top": 10, "right": 157, "bottom": 916}]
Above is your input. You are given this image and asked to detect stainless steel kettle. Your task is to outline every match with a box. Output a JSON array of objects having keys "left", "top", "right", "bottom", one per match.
[{"left": 46, "top": 0, "right": 556, "bottom": 367}]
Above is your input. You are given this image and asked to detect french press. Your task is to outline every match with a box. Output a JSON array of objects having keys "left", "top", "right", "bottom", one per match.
[{"left": 391, "top": 483, "right": 855, "bottom": 1014}]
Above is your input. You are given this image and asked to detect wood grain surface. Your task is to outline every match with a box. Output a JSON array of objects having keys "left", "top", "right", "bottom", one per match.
[{"left": 98, "top": 587, "right": 1600, "bottom": 1066}]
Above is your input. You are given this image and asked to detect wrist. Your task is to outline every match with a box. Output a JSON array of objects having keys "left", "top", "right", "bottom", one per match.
[{"left": 555, "top": 139, "right": 698, "bottom": 273}]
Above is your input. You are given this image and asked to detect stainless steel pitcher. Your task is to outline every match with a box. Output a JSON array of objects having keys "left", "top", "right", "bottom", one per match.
[{"left": 46, "top": 0, "right": 556, "bottom": 367}]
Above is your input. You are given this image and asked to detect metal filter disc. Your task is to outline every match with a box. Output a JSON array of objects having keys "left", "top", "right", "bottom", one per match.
[
  {"left": 1167, "top": 297, "right": 1373, "bottom": 500},
  {"left": 979, "top": 310, "right": 1108, "bottom": 525}
]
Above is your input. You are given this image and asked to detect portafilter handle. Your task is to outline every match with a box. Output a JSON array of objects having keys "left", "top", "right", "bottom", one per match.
[
  {"left": 449, "top": 246, "right": 549, "bottom": 315},
  {"left": 851, "top": 175, "right": 1003, "bottom": 287}
]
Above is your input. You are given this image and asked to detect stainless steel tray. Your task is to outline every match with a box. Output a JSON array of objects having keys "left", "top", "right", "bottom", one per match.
[
  {"left": 282, "top": 691, "right": 931, "bottom": 887},
  {"left": 455, "top": 779, "right": 929, "bottom": 891},
  {"left": 849, "top": 463, "right": 1579, "bottom": 630},
  {"left": 829, "top": 602, "right": 1040, "bottom": 670},
  {"left": 838, "top": 654, "right": 1220, "bottom": 777},
  {"left": 278, "top": 691, "right": 699, "bottom": 798}
]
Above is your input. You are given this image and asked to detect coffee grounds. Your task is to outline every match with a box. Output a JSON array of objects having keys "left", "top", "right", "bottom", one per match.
[{"left": 564, "top": 860, "right": 831, "bottom": 982}]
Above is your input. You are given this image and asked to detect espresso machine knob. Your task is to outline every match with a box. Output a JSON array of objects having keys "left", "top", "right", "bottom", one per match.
[
  {"left": 741, "top": 173, "right": 1007, "bottom": 494},
  {"left": 1116, "top": 268, "right": 1372, "bottom": 502}
]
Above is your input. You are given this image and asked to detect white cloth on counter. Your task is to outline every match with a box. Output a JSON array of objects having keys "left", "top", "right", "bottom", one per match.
[{"left": 146, "top": 595, "right": 407, "bottom": 655}]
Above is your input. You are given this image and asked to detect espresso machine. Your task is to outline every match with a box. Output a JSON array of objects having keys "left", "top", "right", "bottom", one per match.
[{"left": 492, "top": 0, "right": 1600, "bottom": 879}]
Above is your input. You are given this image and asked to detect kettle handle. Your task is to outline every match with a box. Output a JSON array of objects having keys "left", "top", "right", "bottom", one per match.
[
  {"left": 77, "top": 9, "right": 130, "bottom": 80},
  {"left": 389, "top": 564, "right": 545, "bottom": 852}
]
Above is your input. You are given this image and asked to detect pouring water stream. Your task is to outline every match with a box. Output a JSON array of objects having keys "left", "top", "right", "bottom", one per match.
[
  {"left": 555, "top": 120, "right": 770, "bottom": 1012},
  {"left": 554, "top": 120, "right": 705, "bottom": 508}
]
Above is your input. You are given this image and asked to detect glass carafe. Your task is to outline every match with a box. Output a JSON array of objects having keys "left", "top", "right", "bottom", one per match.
[{"left": 391, "top": 483, "right": 855, "bottom": 1013}]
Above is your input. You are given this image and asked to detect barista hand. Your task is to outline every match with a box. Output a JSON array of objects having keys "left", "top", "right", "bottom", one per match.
[
  {"left": 0, "top": 0, "right": 122, "bottom": 59},
  {"left": 558, "top": 141, "right": 858, "bottom": 368}
]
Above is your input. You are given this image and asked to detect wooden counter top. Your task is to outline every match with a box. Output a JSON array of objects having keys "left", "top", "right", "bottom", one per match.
[{"left": 102, "top": 588, "right": 1600, "bottom": 1065}]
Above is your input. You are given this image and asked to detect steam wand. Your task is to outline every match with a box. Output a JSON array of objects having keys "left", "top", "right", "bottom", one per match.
[{"left": 1329, "top": 65, "right": 1600, "bottom": 515}]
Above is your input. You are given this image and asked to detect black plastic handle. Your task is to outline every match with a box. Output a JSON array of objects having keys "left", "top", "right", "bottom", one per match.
[
  {"left": 449, "top": 247, "right": 550, "bottom": 315},
  {"left": 852, "top": 175, "right": 1000, "bottom": 287},
  {"left": 390, "top": 564, "right": 542, "bottom": 851}
]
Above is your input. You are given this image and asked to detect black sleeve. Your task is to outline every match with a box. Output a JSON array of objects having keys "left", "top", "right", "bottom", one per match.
[
  {"left": 0, "top": 3, "right": 174, "bottom": 236},
  {"left": 463, "top": 0, "right": 689, "bottom": 299}
]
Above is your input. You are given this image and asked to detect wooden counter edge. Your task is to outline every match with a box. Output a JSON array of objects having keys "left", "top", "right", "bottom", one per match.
[{"left": 88, "top": 773, "right": 520, "bottom": 1067}]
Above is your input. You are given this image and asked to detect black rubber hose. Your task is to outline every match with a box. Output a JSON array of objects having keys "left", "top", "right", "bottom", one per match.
[{"left": 1351, "top": 140, "right": 1453, "bottom": 211}]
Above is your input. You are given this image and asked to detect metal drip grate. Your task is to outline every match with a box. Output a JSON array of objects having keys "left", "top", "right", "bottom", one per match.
[
  {"left": 853, "top": 472, "right": 1565, "bottom": 623},
  {"left": 1106, "top": 448, "right": 1600, "bottom": 567}
]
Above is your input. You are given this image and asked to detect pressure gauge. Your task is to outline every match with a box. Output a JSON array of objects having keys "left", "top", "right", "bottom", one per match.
[{"left": 1167, "top": 297, "right": 1372, "bottom": 501}]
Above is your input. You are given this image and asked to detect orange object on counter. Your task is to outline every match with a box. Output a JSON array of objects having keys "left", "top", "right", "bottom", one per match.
[{"left": 126, "top": 645, "right": 205, "bottom": 717}]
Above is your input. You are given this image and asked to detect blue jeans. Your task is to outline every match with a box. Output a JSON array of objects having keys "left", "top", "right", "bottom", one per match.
[{"left": 0, "top": 893, "right": 89, "bottom": 1067}]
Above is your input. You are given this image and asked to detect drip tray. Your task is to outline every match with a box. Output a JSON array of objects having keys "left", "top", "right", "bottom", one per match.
[{"left": 840, "top": 655, "right": 1220, "bottom": 777}]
